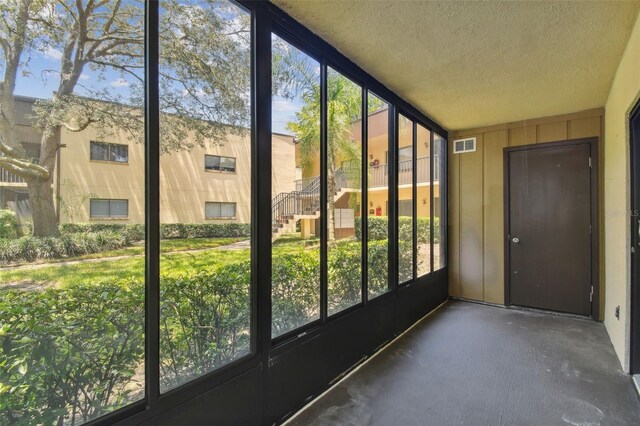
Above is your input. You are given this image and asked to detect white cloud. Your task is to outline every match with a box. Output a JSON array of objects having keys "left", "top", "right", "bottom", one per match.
[
  {"left": 272, "top": 98, "right": 298, "bottom": 114},
  {"left": 42, "top": 46, "right": 63, "bottom": 60},
  {"left": 79, "top": 73, "right": 90, "bottom": 81},
  {"left": 111, "top": 78, "right": 130, "bottom": 88}
]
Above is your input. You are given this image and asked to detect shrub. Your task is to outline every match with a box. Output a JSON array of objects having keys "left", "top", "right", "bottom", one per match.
[
  {"left": 0, "top": 281, "right": 144, "bottom": 425},
  {"left": 159, "top": 223, "right": 251, "bottom": 239},
  {"left": 58, "top": 222, "right": 250, "bottom": 241},
  {"left": 0, "top": 232, "right": 129, "bottom": 263},
  {"left": 0, "top": 237, "right": 406, "bottom": 422},
  {"left": 0, "top": 209, "right": 18, "bottom": 239},
  {"left": 356, "top": 216, "right": 441, "bottom": 244},
  {"left": 272, "top": 251, "right": 320, "bottom": 336},
  {"left": 160, "top": 263, "right": 251, "bottom": 390},
  {"left": 59, "top": 223, "right": 145, "bottom": 242}
]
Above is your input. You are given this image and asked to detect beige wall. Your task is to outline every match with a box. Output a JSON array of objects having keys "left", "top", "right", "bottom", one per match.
[
  {"left": 448, "top": 109, "right": 605, "bottom": 306},
  {"left": 58, "top": 124, "right": 295, "bottom": 224},
  {"left": 603, "top": 11, "right": 640, "bottom": 372}
]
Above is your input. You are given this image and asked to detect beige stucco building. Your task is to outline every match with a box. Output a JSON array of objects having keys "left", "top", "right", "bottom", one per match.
[
  {"left": 0, "top": 96, "right": 297, "bottom": 227},
  {"left": 2, "top": 98, "right": 439, "bottom": 241}
]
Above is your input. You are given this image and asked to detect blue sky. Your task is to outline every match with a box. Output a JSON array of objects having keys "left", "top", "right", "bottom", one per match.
[
  {"left": 14, "top": 47, "right": 133, "bottom": 100},
  {"left": 13, "top": 48, "right": 301, "bottom": 136}
]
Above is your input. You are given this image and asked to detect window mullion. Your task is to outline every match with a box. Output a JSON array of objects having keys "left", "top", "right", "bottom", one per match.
[
  {"left": 412, "top": 121, "right": 418, "bottom": 282},
  {"left": 144, "top": 0, "right": 161, "bottom": 407},
  {"left": 389, "top": 106, "right": 398, "bottom": 293},
  {"left": 361, "top": 88, "right": 368, "bottom": 304},
  {"left": 429, "top": 130, "right": 435, "bottom": 273},
  {"left": 320, "top": 59, "right": 328, "bottom": 323}
]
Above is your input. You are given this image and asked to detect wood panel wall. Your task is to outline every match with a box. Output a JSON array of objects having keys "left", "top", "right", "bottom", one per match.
[{"left": 448, "top": 108, "right": 605, "bottom": 316}]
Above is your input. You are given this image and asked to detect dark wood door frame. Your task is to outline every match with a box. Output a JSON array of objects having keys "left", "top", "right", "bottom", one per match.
[
  {"left": 630, "top": 98, "right": 640, "bottom": 375},
  {"left": 503, "top": 137, "right": 600, "bottom": 320}
]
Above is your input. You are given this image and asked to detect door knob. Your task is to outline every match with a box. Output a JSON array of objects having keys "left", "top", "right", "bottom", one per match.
[{"left": 511, "top": 237, "right": 520, "bottom": 243}]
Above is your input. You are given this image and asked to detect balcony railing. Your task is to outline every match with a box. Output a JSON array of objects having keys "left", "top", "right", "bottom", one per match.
[
  {"left": 0, "top": 167, "right": 25, "bottom": 183},
  {"left": 370, "top": 155, "right": 440, "bottom": 188},
  {"left": 294, "top": 156, "right": 441, "bottom": 191}
]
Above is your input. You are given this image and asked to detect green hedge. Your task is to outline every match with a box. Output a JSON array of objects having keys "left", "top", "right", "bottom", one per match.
[
  {"left": 1, "top": 238, "right": 403, "bottom": 422},
  {"left": 355, "top": 216, "right": 441, "bottom": 244},
  {"left": 59, "top": 223, "right": 145, "bottom": 242},
  {"left": 159, "top": 223, "right": 250, "bottom": 239},
  {"left": 59, "top": 223, "right": 251, "bottom": 241},
  {"left": 0, "top": 209, "right": 18, "bottom": 239},
  {"left": 0, "top": 281, "right": 144, "bottom": 425},
  {"left": 0, "top": 232, "right": 130, "bottom": 263}
]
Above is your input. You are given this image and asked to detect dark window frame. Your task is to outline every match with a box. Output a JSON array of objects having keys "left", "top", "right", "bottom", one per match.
[
  {"left": 89, "top": 1, "right": 448, "bottom": 424},
  {"left": 90, "top": 140, "right": 129, "bottom": 163}
]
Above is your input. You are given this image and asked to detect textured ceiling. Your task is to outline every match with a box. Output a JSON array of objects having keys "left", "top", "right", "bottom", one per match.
[{"left": 272, "top": 0, "right": 640, "bottom": 131}]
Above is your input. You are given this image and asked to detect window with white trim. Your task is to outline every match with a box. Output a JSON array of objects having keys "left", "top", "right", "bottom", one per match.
[
  {"left": 205, "top": 154, "right": 236, "bottom": 172},
  {"left": 90, "top": 199, "right": 129, "bottom": 218},
  {"left": 205, "top": 202, "right": 236, "bottom": 219}
]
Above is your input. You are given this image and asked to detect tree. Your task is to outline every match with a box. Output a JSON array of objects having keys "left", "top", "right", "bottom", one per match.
[
  {"left": 282, "top": 65, "right": 383, "bottom": 241},
  {"left": 0, "top": 0, "right": 252, "bottom": 237}
]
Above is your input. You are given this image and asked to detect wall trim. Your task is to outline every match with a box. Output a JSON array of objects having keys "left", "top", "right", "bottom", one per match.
[{"left": 451, "top": 108, "right": 605, "bottom": 138}]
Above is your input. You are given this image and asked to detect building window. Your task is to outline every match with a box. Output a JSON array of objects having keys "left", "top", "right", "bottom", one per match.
[
  {"left": 90, "top": 141, "right": 129, "bottom": 163},
  {"left": 205, "top": 154, "right": 236, "bottom": 172},
  {"left": 90, "top": 199, "right": 129, "bottom": 218},
  {"left": 205, "top": 202, "right": 236, "bottom": 219}
]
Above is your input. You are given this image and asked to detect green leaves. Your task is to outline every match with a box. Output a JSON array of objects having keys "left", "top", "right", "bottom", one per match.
[
  {"left": 159, "top": 263, "right": 251, "bottom": 391},
  {"left": 0, "top": 281, "right": 144, "bottom": 424},
  {"left": 0, "top": 231, "right": 130, "bottom": 263},
  {"left": 0, "top": 210, "right": 18, "bottom": 240}
]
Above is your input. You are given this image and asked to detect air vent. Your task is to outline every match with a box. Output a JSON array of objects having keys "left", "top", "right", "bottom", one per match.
[{"left": 453, "top": 137, "right": 476, "bottom": 154}]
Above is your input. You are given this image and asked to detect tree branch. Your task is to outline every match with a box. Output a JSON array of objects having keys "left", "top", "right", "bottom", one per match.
[
  {"left": 0, "top": 155, "right": 49, "bottom": 180},
  {"left": 60, "top": 118, "right": 94, "bottom": 133}
]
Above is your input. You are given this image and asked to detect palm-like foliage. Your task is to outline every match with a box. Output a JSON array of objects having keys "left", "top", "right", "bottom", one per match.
[
  {"left": 273, "top": 38, "right": 386, "bottom": 241},
  {"left": 286, "top": 73, "right": 360, "bottom": 240}
]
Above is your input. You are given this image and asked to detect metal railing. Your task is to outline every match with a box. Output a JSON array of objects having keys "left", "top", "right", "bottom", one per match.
[
  {"left": 273, "top": 175, "right": 321, "bottom": 233},
  {"left": 273, "top": 165, "right": 353, "bottom": 233},
  {"left": 273, "top": 155, "right": 441, "bottom": 234},
  {"left": 369, "top": 155, "right": 440, "bottom": 188},
  {"left": 0, "top": 167, "right": 25, "bottom": 183}
]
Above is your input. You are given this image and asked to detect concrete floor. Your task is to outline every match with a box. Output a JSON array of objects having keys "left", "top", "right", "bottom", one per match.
[{"left": 287, "top": 300, "right": 640, "bottom": 426}]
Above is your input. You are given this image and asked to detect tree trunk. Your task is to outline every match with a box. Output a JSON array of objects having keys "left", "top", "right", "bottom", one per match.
[
  {"left": 26, "top": 175, "right": 60, "bottom": 237},
  {"left": 327, "top": 172, "right": 336, "bottom": 242}
]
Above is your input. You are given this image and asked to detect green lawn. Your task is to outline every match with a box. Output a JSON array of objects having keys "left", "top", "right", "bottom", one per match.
[
  {"left": 0, "top": 235, "right": 315, "bottom": 288},
  {"left": 3, "top": 237, "right": 245, "bottom": 267}
]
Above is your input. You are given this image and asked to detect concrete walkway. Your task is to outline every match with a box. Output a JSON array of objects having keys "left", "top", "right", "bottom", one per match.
[{"left": 287, "top": 300, "right": 640, "bottom": 426}]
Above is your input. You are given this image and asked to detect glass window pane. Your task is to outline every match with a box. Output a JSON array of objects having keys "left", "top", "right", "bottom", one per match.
[
  {"left": 398, "top": 114, "right": 414, "bottom": 284},
  {"left": 367, "top": 93, "right": 389, "bottom": 300},
  {"left": 326, "top": 67, "right": 362, "bottom": 316},
  {"left": 90, "top": 199, "right": 110, "bottom": 217},
  {"left": 271, "top": 34, "right": 321, "bottom": 337},
  {"left": 159, "top": 0, "right": 252, "bottom": 392},
  {"left": 0, "top": 1, "right": 146, "bottom": 422},
  {"left": 398, "top": 146, "right": 412, "bottom": 162},
  {"left": 205, "top": 155, "right": 220, "bottom": 170},
  {"left": 90, "top": 141, "right": 109, "bottom": 161},
  {"left": 434, "top": 133, "right": 446, "bottom": 270},
  {"left": 111, "top": 144, "right": 129, "bottom": 163},
  {"left": 220, "top": 156, "right": 236, "bottom": 172},
  {"left": 417, "top": 124, "right": 432, "bottom": 277},
  {"left": 205, "top": 202, "right": 221, "bottom": 218},
  {"left": 110, "top": 200, "right": 129, "bottom": 218},
  {"left": 221, "top": 202, "right": 236, "bottom": 217}
]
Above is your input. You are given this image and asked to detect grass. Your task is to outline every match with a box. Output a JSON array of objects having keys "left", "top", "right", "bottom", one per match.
[
  {"left": 2, "top": 238, "right": 245, "bottom": 267},
  {"left": 0, "top": 234, "right": 314, "bottom": 288}
]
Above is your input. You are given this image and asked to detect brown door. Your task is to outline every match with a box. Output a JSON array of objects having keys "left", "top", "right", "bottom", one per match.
[{"left": 507, "top": 142, "right": 592, "bottom": 316}]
